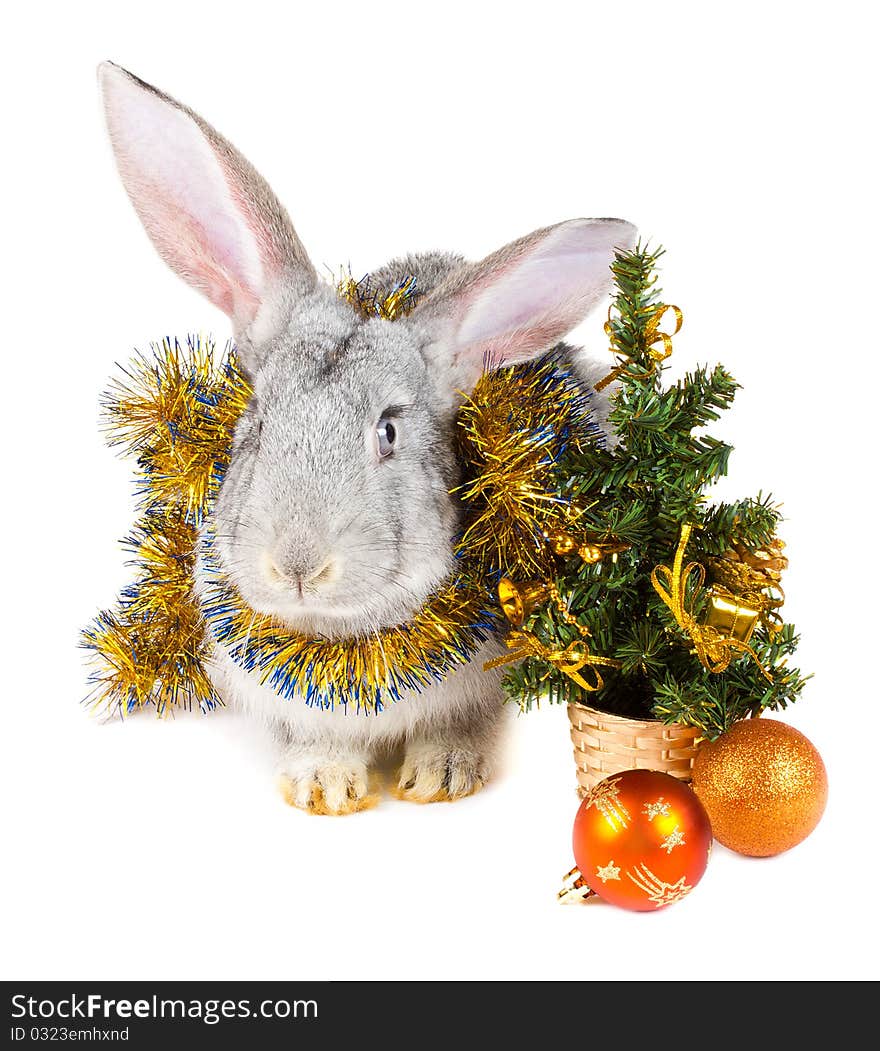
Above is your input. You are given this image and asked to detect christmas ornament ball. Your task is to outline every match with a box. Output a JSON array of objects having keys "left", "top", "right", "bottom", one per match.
[
  {"left": 572, "top": 769, "right": 712, "bottom": 911},
  {"left": 691, "top": 719, "right": 827, "bottom": 857}
]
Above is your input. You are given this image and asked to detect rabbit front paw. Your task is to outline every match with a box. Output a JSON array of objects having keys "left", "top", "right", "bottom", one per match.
[
  {"left": 278, "top": 752, "right": 376, "bottom": 816},
  {"left": 397, "top": 742, "right": 490, "bottom": 803}
]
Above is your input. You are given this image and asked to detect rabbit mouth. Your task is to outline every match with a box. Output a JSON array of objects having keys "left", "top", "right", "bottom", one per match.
[
  {"left": 231, "top": 561, "right": 450, "bottom": 638},
  {"left": 261, "top": 551, "right": 339, "bottom": 596}
]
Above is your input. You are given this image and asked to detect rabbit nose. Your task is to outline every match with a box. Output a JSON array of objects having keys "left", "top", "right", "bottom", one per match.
[{"left": 263, "top": 553, "right": 338, "bottom": 593}]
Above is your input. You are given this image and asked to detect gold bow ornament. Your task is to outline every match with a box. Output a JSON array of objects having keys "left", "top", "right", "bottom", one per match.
[
  {"left": 651, "top": 524, "right": 773, "bottom": 682},
  {"left": 483, "top": 578, "right": 622, "bottom": 692},
  {"left": 594, "top": 303, "right": 683, "bottom": 393}
]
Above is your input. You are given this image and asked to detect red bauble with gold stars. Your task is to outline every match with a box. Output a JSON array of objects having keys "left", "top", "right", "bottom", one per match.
[{"left": 572, "top": 769, "right": 712, "bottom": 911}]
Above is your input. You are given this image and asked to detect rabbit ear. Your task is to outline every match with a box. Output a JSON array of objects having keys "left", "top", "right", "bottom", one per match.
[
  {"left": 419, "top": 218, "right": 637, "bottom": 388},
  {"left": 98, "top": 62, "right": 315, "bottom": 339}
]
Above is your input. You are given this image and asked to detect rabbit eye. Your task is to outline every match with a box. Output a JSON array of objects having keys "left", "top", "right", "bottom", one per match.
[{"left": 376, "top": 417, "right": 397, "bottom": 459}]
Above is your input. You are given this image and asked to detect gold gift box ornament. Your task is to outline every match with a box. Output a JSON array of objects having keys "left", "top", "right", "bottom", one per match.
[
  {"left": 706, "top": 537, "right": 788, "bottom": 644},
  {"left": 704, "top": 587, "right": 762, "bottom": 644}
]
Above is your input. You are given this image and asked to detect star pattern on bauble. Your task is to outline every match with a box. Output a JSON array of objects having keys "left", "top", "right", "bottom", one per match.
[
  {"left": 643, "top": 797, "right": 671, "bottom": 821},
  {"left": 584, "top": 777, "right": 630, "bottom": 831},
  {"left": 661, "top": 825, "right": 686, "bottom": 854},
  {"left": 595, "top": 860, "right": 621, "bottom": 883},
  {"left": 627, "top": 864, "right": 693, "bottom": 908}
]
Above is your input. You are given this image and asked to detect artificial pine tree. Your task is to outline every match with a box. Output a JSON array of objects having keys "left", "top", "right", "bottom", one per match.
[{"left": 502, "top": 246, "right": 809, "bottom": 738}]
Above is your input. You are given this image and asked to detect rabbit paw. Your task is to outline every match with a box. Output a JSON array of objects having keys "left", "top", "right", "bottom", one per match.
[
  {"left": 278, "top": 754, "right": 376, "bottom": 816},
  {"left": 396, "top": 743, "right": 489, "bottom": 803}
]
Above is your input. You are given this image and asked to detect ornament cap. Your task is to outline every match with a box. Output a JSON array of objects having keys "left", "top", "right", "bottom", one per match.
[{"left": 557, "top": 866, "right": 596, "bottom": 905}]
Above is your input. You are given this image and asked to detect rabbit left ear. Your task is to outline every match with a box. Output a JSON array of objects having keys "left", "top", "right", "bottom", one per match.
[
  {"left": 98, "top": 62, "right": 315, "bottom": 340},
  {"left": 417, "top": 218, "right": 637, "bottom": 389}
]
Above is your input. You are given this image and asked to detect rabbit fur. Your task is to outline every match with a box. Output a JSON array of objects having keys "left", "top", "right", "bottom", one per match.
[{"left": 98, "top": 61, "right": 637, "bottom": 814}]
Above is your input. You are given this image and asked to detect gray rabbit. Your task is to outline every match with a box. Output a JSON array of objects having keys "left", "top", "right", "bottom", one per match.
[{"left": 98, "top": 62, "right": 636, "bottom": 814}]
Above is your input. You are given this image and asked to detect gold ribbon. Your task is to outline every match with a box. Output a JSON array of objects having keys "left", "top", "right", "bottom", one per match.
[
  {"left": 594, "top": 304, "right": 683, "bottom": 392},
  {"left": 484, "top": 578, "right": 622, "bottom": 691},
  {"left": 651, "top": 524, "right": 773, "bottom": 682},
  {"left": 484, "top": 631, "right": 622, "bottom": 691}
]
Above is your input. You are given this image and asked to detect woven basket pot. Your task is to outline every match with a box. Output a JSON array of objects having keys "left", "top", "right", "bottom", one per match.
[{"left": 567, "top": 702, "right": 703, "bottom": 797}]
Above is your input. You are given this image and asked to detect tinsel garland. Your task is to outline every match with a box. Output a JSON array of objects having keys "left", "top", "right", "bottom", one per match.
[
  {"left": 200, "top": 531, "right": 499, "bottom": 711},
  {"left": 82, "top": 278, "right": 600, "bottom": 716},
  {"left": 81, "top": 338, "right": 249, "bottom": 714}
]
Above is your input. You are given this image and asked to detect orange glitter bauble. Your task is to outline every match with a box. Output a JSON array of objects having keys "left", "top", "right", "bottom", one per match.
[
  {"left": 692, "top": 719, "right": 827, "bottom": 857},
  {"left": 572, "top": 770, "right": 712, "bottom": 911}
]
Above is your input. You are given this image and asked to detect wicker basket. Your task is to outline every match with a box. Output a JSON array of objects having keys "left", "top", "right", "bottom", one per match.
[{"left": 567, "top": 702, "right": 703, "bottom": 797}]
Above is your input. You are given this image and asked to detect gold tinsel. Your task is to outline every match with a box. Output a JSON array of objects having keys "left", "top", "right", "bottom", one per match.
[
  {"left": 336, "top": 272, "right": 421, "bottom": 321},
  {"left": 84, "top": 337, "right": 248, "bottom": 714},
  {"left": 102, "top": 336, "right": 251, "bottom": 518},
  {"left": 82, "top": 508, "right": 217, "bottom": 714},
  {"left": 454, "top": 361, "right": 601, "bottom": 578},
  {"left": 83, "top": 307, "right": 599, "bottom": 715}
]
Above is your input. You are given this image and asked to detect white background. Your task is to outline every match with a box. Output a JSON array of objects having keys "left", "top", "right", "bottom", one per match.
[{"left": 2, "top": 1, "right": 877, "bottom": 982}]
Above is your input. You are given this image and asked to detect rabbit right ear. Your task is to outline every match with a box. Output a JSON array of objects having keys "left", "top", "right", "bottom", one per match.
[
  {"left": 416, "top": 218, "right": 637, "bottom": 391},
  {"left": 98, "top": 62, "right": 315, "bottom": 344}
]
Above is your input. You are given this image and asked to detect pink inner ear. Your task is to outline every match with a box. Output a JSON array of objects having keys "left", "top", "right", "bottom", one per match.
[
  {"left": 458, "top": 317, "right": 571, "bottom": 371},
  {"left": 223, "top": 163, "right": 287, "bottom": 278},
  {"left": 141, "top": 184, "right": 262, "bottom": 319},
  {"left": 454, "top": 254, "right": 608, "bottom": 368}
]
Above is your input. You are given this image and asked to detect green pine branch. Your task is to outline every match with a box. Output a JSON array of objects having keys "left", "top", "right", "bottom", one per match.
[{"left": 698, "top": 493, "right": 781, "bottom": 554}]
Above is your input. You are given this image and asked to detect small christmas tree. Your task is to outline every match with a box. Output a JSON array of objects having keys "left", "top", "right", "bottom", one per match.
[{"left": 500, "top": 246, "right": 809, "bottom": 738}]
